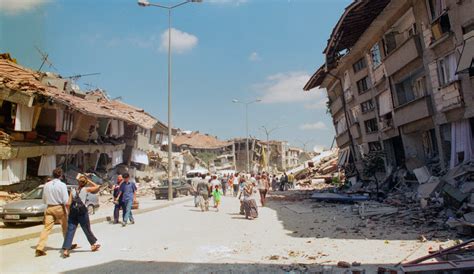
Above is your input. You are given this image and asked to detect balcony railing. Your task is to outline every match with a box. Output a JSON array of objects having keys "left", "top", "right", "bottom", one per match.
[
  {"left": 384, "top": 34, "right": 422, "bottom": 76},
  {"left": 393, "top": 95, "right": 431, "bottom": 127},
  {"left": 434, "top": 80, "right": 463, "bottom": 112}
]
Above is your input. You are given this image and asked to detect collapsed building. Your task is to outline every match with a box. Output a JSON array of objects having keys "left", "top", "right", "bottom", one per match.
[
  {"left": 304, "top": 0, "right": 474, "bottom": 180},
  {"left": 0, "top": 55, "right": 169, "bottom": 190},
  {"left": 172, "top": 131, "right": 235, "bottom": 173}
]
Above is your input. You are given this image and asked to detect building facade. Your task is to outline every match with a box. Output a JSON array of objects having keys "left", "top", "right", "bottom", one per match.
[{"left": 304, "top": 0, "right": 474, "bottom": 178}]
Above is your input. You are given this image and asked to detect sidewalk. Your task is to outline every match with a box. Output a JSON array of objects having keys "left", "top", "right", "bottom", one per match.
[{"left": 0, "top": 195, "right": 192, "bottom": 246}]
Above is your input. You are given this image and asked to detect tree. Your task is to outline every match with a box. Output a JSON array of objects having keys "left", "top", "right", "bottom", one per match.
[{"left": 362, "top": 151, "right": 385, "bottom": 199}]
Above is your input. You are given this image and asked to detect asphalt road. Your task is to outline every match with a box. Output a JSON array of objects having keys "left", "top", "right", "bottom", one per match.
[{"left": 0, "top": 194, "right": 443, "bottom": 273}]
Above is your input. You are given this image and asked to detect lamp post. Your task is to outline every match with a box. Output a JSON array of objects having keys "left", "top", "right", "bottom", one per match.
[
  {"left": 297, "top": 139, "right": 314, "bottom": 152},
  {"left": 138, "top": 0, "right": 202, "bottom": 201},
  {"left": 232, "top": 99, "right": 261, "bottom": 173},
  {"left": 260, "top": 125, "right": 285, "bottom": 172}
]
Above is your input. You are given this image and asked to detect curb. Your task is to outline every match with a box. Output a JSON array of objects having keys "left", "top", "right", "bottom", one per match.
[{"left": 0, "top": 197, "right": 193, "bottom": 246}]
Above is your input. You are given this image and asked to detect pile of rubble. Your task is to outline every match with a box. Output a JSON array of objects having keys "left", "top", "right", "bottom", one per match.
[{"left": 292, "top": 150, "right": 340, "bottom": 189}]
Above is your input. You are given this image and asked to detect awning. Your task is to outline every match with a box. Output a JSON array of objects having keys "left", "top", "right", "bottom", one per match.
[
  {"left": 456, "top": 35, "right": 474, "bottom": 74},
  {"left": 337, "top": 147, "right": 350, "bottom": 167}
]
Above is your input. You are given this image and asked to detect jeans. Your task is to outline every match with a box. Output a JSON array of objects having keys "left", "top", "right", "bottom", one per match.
[
  {"left": 113, "top": 202, "right": 123, "bottom": 223},
  {"left": 233, "top": 185, "right": 239, "bottom": 197},
  {"left": 62, "top": 212, "right": 97, "bottom": 250},
  {"left": 122, "top": 200, "right": 134, "bottom": 223}
]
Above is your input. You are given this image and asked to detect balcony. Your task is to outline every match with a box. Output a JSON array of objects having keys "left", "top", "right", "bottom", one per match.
[
  {"left": 384, "top": 35, "right": 422, "bottom": 76},
  {"left": 336, "top": 131, "right": 350, "bottom": 147},
  {"left": 393, "top": 96, "right": 431, "bottom": 127},
  {"left": 433, "top": 81, "right": 463, "bottom": 112},
  {"left": 330, "top": 96, "right": 343, "bottom": 116}
]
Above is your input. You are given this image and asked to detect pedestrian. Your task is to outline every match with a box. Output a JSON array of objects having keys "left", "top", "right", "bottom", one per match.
[
  {"left": 258, "top": 174, "right": 270, "bottom": 206},
  {"left": 114, "top": 173, "right": 137, "bottom": 227},
  {"left": 221, "top": 176, "right": 227, "bottom": 196},
  {"left": 242, "top": 180, "right": 258, "bottom": 220},
  {"left": 212, "top": 185, "right": 223, "bottom": 212},
  {"left": 238, "top": 177, "right": 246, "bottom": 215},
  {"left": 196, "top": 174, "right": 210, "bottom": 212},
  {"left": 35, "top": 168, "right": 70, "bottom": 257},
  {"left": 61, "top": 175, "right": 101, "bottom": 258},
  {"left": 191, "top": 173, "right": 201, "bottom": 207},
  {"left": 232, "top": 173, "right": 240, "bottom": 197},
  {"left": 288, "top": 172, "right": 295, "bottom": 189},
  {"left": 112, "top": 175, "right": 123, "bottom": 224}
]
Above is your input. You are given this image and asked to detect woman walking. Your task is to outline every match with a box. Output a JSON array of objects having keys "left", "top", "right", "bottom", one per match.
[
  {"left": 242, "top": 180, "right": 258, "bottom": 220},
  {"left": 258, "top": 174, "right": 270, "bottom": 206},
  {"left": 62, "top": 175, "right": 101, "bottom": 258}
]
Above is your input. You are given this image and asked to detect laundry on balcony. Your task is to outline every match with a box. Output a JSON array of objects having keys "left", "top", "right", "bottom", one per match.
[
  {"left": 450, "top": 119, "right": 474, "bottom": 168},
  {"left": 14, "top": 104, "right": 34, "bottom": 132},
  {"left": 0, "top": 159, "right": 27, "bottom": 185},
  {"left": 38, "top": 155, "right": 57, "bottom": 176},
  {"left": 131, "top": 149, "right": 149, "bottom": 165}
]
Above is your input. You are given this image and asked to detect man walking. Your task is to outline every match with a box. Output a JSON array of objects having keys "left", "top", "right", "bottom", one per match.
[
  {"left": 35, "top": 168, "right": 69, "bottom": 257},
  {"left": 112, "top": 175, "right": 123, "bottom": 224},
  {"left": 232, "top": 173, "right": 240, "bottom": 197},
  {"left": 114, "top": 173, "right": 137, "bottom": 227}
]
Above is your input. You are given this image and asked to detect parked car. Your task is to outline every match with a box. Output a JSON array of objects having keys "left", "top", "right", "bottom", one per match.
[
  {"left": 0, "top": 184, "right": 100, "bottom": 227},
  {"left": 154, "top": 179, "right": 192, "bottom": 200}
]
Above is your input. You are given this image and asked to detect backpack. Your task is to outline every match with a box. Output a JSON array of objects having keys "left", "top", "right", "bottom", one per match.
[{"left": 70, "top": 188, "right": 88, "bottom": 217}]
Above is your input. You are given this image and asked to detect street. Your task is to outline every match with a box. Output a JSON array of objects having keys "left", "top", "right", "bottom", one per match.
[{"left": 0, "top": 192, "right": 455, "bottom": 273}]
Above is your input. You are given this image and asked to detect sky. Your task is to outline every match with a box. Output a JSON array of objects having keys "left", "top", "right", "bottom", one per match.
[{"left": 0, "top": 0, "right": 350, "bottom": 152}]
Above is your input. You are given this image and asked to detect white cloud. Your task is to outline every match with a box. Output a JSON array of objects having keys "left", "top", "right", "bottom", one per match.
[
  {"left": 159, "top": 28, "right": 198, "bottom": 54},
  {"left": 254, "top": 71, "right": 326, "bottom": 104},
  {"left": 304, "top": 98, "right": 327, "bottom": 110},
  {"left": 0, "top": 0, "right": 50, "bottom": 15},
  {"left": 249, "top": 52, "right": 261, "bottom": 62},
  {"left": 207, "top": 0, "right": 248, "bottom": 5},
  {"left": 299, "top": 122, "right": 327, "bottom": 130}
]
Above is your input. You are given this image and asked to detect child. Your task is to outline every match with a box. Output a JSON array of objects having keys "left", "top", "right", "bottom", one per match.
[{"left": 212, "top": 185, "right": 223, "bottom": 212}]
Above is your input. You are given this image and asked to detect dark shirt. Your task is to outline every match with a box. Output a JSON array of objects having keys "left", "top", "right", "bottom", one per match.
[
  {"left": 119, "top": 181, "right": 137, "bottom": 202},
  {"left": 113, "top": 184, "right": 121, "bottom": 198}
]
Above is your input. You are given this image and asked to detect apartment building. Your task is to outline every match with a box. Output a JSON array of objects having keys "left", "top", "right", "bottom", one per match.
[{"left": 304, "top": 0, "right": 473, "bottom": 178}]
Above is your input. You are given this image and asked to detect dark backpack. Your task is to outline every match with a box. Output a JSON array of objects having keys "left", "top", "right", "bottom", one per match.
[{"left": 70, "top": 188, "right": 87, "bottom": 217}]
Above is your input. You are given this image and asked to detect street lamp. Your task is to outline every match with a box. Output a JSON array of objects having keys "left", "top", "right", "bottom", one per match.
[
  {"left": 232, "top": 99, "right": 261, "bottom": 173},
  {"left": 260, "top": 125, "right": 286, "bottom": 172},
  {"left": 138, "top": 0, "right": 202, "bottom": 201}
]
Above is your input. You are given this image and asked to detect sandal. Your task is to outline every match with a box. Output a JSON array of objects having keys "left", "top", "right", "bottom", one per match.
[
  {"left": 91, "top": 243, "right": 101, "bottom": 252},
  {"left": 62, "top": 250, "right": 70, "bottom": 258}
]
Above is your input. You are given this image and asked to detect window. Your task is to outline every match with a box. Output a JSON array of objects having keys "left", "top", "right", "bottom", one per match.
[
  {"left": 353, "top": 58, "right": 367, "bottom": 73},
  {"left": 427, "top": 0, "right": 446, "bottom": 20},
  {"left": 364, "top": 118, "right": 379, "bottom": 134},
  {"left": 437, "top": 53, "right": 458, "bottom": 86},
  {"left": 368, "top": 141, "right": 382, "bottom": 152},
  {"left": 370, "top": 44, "right": 382, "bottom": 68},
  {"left": 356, "top": 76, "right": 371, "bottom": 94},
  {"left": 361, "top": 100, "right": 375, "bottom": 113},
  {"left": 394, "top": 69, "right": 425, "bottom": 106}
]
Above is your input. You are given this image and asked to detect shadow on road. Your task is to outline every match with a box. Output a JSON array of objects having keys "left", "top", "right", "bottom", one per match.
[
  {"left": 64, "top": 259, "right": 397, "bottom": 273},
  {"left": 265, "top": 190, "right": 453, "bottom": 241}
]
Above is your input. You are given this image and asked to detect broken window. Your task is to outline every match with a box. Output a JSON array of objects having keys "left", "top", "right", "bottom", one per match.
[
  {"left": 364, "top": 118, "right": 379, "bottom": 134},
  {"left": 437, "top": 52, "right": 458, "bottom": 86},
  {"left": 353, "top": 57, "right": 367, "bottom": 73},
  {"left": 384, "top": 32, "right": 397, "bottom": 55},
  {"left": 370, "top": 43, "right": 382, "bottom": 68},
  {"left": 394, "top": 69, "right": 425, "bottom": 106},
  {"left": 368, "top": 141, "right": 382, "bottom": 152},
  {"left": 356, "top": 76, "right": 371, "bottom": 94},
  {"left": 360, "top": 99, "right": 375, "bottom": 113}
]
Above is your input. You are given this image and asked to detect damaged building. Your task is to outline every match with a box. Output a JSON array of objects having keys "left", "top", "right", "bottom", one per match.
[
  {"left": 304, "top": 0, "right": 474, "bottom": 179},
  {"left": 0, "top": 55, "right": 169, "bottom": 190},
  {"left": 172, "top": 131, "right": 235, "bottom": 173}
]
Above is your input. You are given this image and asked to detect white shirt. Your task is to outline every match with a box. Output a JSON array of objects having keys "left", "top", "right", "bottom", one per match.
[
  {"left": 210, "top": 179, "right": 220, "bottom": 190},
  {"left": 233, "top": 177, "right": 239, "bottom": 185},
  {"left": 42, "top": 178, "right": 69, "bottom": 205}
]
